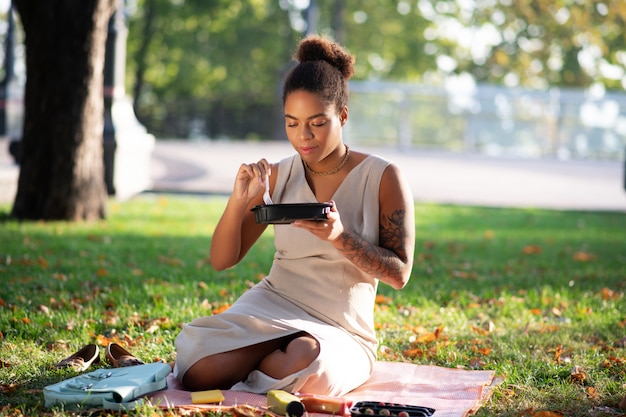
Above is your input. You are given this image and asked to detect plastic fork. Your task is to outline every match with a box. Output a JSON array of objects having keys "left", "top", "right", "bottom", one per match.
[{"left": 263, "top": 174, "right": 273, "bottom": 205}]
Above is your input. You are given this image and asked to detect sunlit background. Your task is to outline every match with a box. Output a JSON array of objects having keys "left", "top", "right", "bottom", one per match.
[{"left": 1, "top": 0, "right": 625, "bottom": 161}]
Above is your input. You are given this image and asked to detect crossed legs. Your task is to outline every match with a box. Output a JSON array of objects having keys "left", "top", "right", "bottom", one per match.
[{"left": 182, "top": 332, "right": 320, "bottom": 391}]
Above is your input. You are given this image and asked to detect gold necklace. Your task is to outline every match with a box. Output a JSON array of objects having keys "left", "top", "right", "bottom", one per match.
[{"left": 304, "top": 145, "right": 351, "bottom": 176}]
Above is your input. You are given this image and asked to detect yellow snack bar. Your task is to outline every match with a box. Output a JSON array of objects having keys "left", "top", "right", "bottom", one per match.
[
  {"left": 266, "top": 390, "right": 305, "bottom": 417},
  {"left": 191, "top": 389, "right": 225, "bottom": 404}
]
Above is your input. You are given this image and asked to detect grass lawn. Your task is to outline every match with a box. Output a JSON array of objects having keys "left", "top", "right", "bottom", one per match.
[{"left": 0, "top": 194, "right": 625, "bottom": 417}]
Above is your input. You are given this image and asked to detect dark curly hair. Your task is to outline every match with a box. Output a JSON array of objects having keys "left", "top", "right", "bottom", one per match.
[{"left": 282, "top": 34, "right": 355, "bottom": 113}]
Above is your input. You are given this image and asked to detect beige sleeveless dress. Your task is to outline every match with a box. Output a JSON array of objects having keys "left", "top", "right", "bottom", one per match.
[{"left": 173, "top": 153, "right": 391, "bottom": 396}]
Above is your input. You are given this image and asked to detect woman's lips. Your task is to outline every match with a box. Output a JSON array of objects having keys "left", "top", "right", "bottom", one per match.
[{"left": 299, "top": 146, "right": 317, "bottom": 155}]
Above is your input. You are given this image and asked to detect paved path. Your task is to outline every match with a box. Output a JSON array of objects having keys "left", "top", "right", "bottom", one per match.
[
  {"left": 150, "top": 140, "right": 626, "bottom": 212},
  {"left": 2, "top": 139, "right": 625, "bottom": 212}
]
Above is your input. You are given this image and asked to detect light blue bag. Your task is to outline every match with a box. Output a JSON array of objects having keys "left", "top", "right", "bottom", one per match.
[{"left": 44, "top": 362, "right": 171, "bottom": 410}]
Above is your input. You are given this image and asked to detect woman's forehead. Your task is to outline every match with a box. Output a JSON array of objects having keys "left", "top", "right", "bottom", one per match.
[{"left": 284, "top": 90, "right": 334, "bottom": 117}]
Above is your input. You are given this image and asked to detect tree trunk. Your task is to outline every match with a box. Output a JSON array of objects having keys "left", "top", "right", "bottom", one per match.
[{"left": 12, "top": 0, "right": 116, "bottom": 221}]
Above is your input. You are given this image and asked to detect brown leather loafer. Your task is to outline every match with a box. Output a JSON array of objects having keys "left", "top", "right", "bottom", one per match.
[
  {"left": 55, "top": 344, "right": 101, "bottom": 372},
  {"left": 105, "top": 342, "right": 145, "bottom": 368}
]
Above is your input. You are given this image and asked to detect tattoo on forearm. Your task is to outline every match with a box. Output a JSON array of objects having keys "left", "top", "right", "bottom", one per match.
[
  {"left": 340, "top": 209, "right": 407, "bottom": 278},
  {"left": 380, "top": 209, "right": 406, "bottom": 255}
]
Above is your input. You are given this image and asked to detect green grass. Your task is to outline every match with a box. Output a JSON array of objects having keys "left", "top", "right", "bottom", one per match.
[{"left": 1, "top": 195, "right": 625, "bottom": 417}]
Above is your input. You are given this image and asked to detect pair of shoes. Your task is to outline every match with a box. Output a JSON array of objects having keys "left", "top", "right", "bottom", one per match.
[
  {"left": 105, "top": 342, "right": 145, "bottom": 368},
  {"left": 54, "top": 344, "right": 101, "bottom": 372}
]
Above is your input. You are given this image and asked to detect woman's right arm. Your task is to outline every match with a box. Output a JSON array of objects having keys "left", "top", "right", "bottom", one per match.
[{"left": 209, "top": 160, "right": 274, "bottom": 270}]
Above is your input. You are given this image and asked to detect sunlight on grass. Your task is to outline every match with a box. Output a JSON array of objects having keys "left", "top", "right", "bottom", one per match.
[{"left": 0, "top": 195, "right": 625, "bottom": 417}]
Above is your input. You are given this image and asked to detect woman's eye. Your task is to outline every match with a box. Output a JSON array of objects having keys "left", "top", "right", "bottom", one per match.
[{"left": 311, "top": 120, "right": 326, "bottom": 127}]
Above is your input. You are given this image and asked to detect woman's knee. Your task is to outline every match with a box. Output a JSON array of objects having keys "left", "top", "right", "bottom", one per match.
[
  {"left": 259, "top": 335, "right": 320, "bottom": 379},
  {"left": 286, "top": 335, "right": 320, "bottom": 367}
]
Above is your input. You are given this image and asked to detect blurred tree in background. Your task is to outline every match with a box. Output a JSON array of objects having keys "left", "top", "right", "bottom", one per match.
[
  {"left": 126, "top": 0, "right": 295, "bottom": 139},
  {"left": 124, "top": 0, "right": 626, "bottom": 140},
  {"left": 428, "top": 0, "right": 626, "bottom": 89}
]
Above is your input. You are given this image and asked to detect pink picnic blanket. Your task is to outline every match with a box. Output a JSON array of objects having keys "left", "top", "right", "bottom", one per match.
[{"left": 146, "top": 362, "right": 497, "bottom": 417}]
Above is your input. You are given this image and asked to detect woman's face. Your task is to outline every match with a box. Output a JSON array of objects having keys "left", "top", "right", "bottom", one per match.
[{"left": 284, "top": 90, "right": 347, "bottom": 165}]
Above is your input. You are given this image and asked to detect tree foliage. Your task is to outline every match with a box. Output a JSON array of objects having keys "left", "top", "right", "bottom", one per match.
[
  {"left": 125, "top": 0, "right": 626, "bottom": 139},
  {"left": 428, "top": 0, "right": 626, "bottom": 89}
]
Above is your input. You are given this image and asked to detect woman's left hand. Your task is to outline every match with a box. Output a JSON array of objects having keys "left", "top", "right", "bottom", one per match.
[{"left": 292, "top": 200, "right": 344, "bottom": 242}]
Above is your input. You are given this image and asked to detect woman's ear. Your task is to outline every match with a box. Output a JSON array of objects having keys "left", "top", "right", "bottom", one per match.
[{"left": 340, "top": 106, "right": 349, "bottom": 126}]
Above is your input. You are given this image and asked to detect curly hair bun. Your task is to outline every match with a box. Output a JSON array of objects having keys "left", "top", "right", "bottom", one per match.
[{"left": 294, "top": 35, "right": 355, "bottom": 81}]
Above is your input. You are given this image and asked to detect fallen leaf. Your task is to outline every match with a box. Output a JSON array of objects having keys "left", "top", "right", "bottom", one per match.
[
  {"left": 553, "top": 345, "right": 563, "bottom": 363},
  {"left": 523, "top": 245, "right": 542, "bottom": 254},
  {"left": 414, "top": 332, "right": 437, "bottom": 343},
  {"left": 529, "top": 411, "right": 564, "bottom": 417},
  {"left": 585, "top": 386, "right": 599, "bottom": 400},
  {"left": 614, "top": 337, "right": 626, "bottom": 348},
  {"left": 570, "top": 365, "right": 588, "bottom": 384},
  {"left": 46, "top": 340, "right": 70, "bottom": 351},
  {"left": 65, "top": 318, "right": 75, "bottom": 331},
  {"left": 469, "top": 357, "right": 486, "bottom": 368},
  {"left": 103, "top": 310, "right": 120, "bottom": 326},
  {"left": 212, "top": 304, "right": 231, "bottom": 315},
  {"left": 602, "top": 356, "right": 626, "bottom": 368},
  {"left": 413, "top": 325, "right": 444, "bottom": 344},
  {"left": 51, "top": 273, "right": 67, "bottom": 281},
  {"left": 143, "top": 317, "right": 170, "bottom": 333},
  {"left": 601, "top": 287, "right": 620, "bottom": 300},
  {"left": 471, "top": 324, "right": 490, "bottom": 336},
  {"left": 96, "top": 333, "right": 123, "bottom": 346},
  {"left": 472, "top": 346, "right": 491, "bottom": 355},
  {"left": 0, "top": 383, "right": 17, "bottom": 394},
  {"left": 572, "top": 251, "right": 595, "bottom": 262},
  {"left": 375, "top": 294, "right": 392, "bottom": 305},
  {"left": 38, "top": 256, "right": 49, "bottom": 268},
  {"left": 452, "top": 270, "right": 475, "bottom": 279}
]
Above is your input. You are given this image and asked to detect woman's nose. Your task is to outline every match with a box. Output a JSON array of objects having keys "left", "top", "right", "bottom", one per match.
[{"left": 299, "top": 125, "right": 313, "bottom": 139}]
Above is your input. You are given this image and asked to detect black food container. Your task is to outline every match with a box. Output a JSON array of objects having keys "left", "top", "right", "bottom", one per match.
[
  {"left": 252, "top": 203, "right": 332, "bottom": 224},
  {"left": 350, "top": 401, "right": 435, "bottom": 417}
]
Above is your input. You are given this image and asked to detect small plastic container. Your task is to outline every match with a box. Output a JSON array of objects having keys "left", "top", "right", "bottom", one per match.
[{"left": 350, "top": 401, "right": 435, "bottom": 417}]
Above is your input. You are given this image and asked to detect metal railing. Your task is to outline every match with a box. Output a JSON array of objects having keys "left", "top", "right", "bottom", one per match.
[{"left": 347, "top": 81, "right": 626, "bottom": 161}]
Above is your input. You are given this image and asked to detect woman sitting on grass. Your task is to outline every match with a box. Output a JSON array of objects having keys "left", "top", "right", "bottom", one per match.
[{"left": 173, "top": 34, "right": 415, "bottom": 396}]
